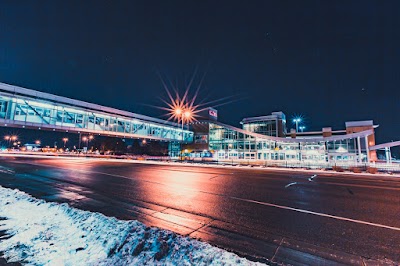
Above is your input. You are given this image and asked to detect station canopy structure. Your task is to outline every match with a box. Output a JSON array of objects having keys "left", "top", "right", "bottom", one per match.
[
  {"left": 207, "top": 121, "right": 375, "bottom": 164},
  {"left": 0, "top": 82, "right": 193, "bottom": 143}
]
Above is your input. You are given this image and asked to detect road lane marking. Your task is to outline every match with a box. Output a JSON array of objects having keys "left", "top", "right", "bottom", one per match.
[
  {"left": 308, "top": 174, "right": 317, "bottom": 181},
  {"left": 285, "top": 182, "right": 297, "bottom": 188},
  {"left": 271, "top": 237, "right": 284, "bottom": 262},
  {"left": 228, "top": 196, "right": 400, "bottom": 232},
  {"left": 13, "top": 160, "right": 400, "bottom": 232}
]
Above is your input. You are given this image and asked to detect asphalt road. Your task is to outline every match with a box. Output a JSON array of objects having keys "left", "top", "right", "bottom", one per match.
[{"left": 0, "top": 155, "right": 399, "bottom": 265}]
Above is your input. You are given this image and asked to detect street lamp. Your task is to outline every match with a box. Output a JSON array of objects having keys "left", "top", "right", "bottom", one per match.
[
  {"left": 174, "top": 108, "right": 182, "bottom": 116},
  {"left": 174, "top": 107, "right": 192, "bottom": 160},
  {"left": 293, "top": 118, "right": 301, "bottom": 132},
  {"left": 4, "top": 135, "right": 10, "bottom": 148},
  {"left": 88, "top": 135, "right": 94, "bottom": 151},
  {"left": 62, "top": 138, "right": 68, "bottom": 148},
  {"left": 6, "top": 136, "right": 17, "bottom": 149},
  {"left": 82, "top": 136, "right": 88, "bottom": 147},
  {"left": 184, "top": 110, "right": 191, "bottom": 119},
  {"left": 35, "top": 140, "right": 41, "bottom": 145},
  {"left": 299, "top": 126, "right": 305, "bottom": 132}
]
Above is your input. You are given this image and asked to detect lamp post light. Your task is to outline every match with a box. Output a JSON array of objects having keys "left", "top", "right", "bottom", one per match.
[
  {"left": 4, "top": 135, "right": 10, "bottom": 148},
  {"left": 7, "top": 136, "right": 17, "bottom": 149},
  {"left": 35, "top": 140, "right": 41, "bottom": 151},
  {"left": 183, "top": 110, "right": 192, "bottom": 160},
  {"left": 183, "top": 110, "right": 192, "bottom": 127},
  {"left": 174, "top": 107, "right": 183, "bottom": 132},
  {"left": 82, "top": 136, "right": 88, "bottom": 147},
  {"left": 299, "top": 126, "right": 305, "bottom": 132},
  {"left": 174, "top": 107, "right": 192, "bottom": 160},
  {"left": 293, "top": 118, "right": 301, "bottom": 132},
  {"left": 88, "top": 135, "right": 94, "bottom": 151},
  {"left": 62, "top": 138, "right": 68, "bottom": 148}
]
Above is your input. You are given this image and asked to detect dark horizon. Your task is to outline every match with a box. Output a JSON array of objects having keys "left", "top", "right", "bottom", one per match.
[{"left": 0, "top": 1, "right": 399, "bottom": 145}]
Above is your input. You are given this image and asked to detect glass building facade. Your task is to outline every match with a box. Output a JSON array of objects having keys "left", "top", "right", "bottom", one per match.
[
  {"left": 207, "top": 121, "right": 373, "bottom": 164},
  {"left": 241, "top": 112, "right": 287, "bottom": 137}
]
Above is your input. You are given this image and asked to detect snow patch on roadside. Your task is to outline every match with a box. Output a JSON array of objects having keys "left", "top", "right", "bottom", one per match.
[{"left": 0, "top": 186, "right": 265, "bottom": 265}]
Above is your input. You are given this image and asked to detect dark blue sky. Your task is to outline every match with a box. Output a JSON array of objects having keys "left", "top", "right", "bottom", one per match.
[{"left": 0, "top": 1, "right": 399, "bottom": 143}]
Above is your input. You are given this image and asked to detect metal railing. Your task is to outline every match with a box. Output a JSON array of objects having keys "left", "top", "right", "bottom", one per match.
[{"left": 180, "top": 158, "right": 400, "bottom": 173}]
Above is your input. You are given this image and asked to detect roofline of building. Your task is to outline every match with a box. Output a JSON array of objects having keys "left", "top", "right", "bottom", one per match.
[
  {"left": 369, "top": 140, "right": 400, "bottom": 151},
  {"left": 345, "top": 120, "right": 374, "bottom": 127},
  {"left": 240, "top": 114, "right": 280, "bottom": 124},
  {"left": 240, "top": 112, "right": 285, "bottom": 124},
  {"left": 211, "top": 120, "right": 374, "bottom": 143}
]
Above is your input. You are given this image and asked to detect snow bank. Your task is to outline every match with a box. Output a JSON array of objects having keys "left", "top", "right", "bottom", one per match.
[{"left": 0, "top": 186, "right": 265, "bottom": 265}]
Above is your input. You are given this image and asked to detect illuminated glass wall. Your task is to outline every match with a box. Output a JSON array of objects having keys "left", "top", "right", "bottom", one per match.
[
  {"left": 0, "top": 94, "right": 193, "bottom": 143},
  {"left": 208, "top": 122, "right": 367, "bottom": 163}
]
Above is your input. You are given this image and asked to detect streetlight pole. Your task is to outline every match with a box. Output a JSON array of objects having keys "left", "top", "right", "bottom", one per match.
[
  {"left": 8, "top": 136, "right": 17, "bottom": 149},
  {"left": 174, "top": 108, "right": 184, "bottom": 160},
  {"left": 4, "top": 135, "right": 10, "bottom": 148},
  {"left": 181, "top": 114, "right": 184, "bottom": 160},
  {"left": 78, "top": 133, "right": 82, "bottom": 150},
  {"left": 88, "top": 135, "right": 94, "bottom": 151},
  {"left": 182, "top": 110, "right": 192, "bottom": 161},
  {"left": 82, "top": 136, "right": 88, "bottom": 153},
  {"left": 63, "top": 138, "right": 68, "bottom": 148},
  {"left": 293, "top": 118, "right": 301, "bottom": 132},
  {"left": 173, "top": 107, "right": 192, "bottom": 161}
]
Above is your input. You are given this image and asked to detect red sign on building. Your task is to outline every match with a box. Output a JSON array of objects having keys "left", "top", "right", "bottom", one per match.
[{"left": 209, "top": 109, "right": 218, "bottom": 119}]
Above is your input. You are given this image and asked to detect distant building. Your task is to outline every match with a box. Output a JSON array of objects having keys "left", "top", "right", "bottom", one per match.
[
  {"left": 185, "top": 110, "right": 378, "bottom": 164},
  {"left": 240, "top": 111, "right": 287, "bottom": 137}
]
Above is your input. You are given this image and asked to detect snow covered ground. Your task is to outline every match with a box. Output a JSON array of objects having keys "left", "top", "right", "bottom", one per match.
[{"left": 0, "top": 186, "right": 265, "bottom": 266}]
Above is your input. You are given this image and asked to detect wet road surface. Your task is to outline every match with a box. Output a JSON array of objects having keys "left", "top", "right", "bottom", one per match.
[{"left": 0, "top": 155, "right": 399, "bottom": 265}]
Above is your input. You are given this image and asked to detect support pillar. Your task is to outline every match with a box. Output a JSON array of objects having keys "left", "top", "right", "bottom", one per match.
[
  {"left": 6, "top": 100, "right": 16, "bottom": 120},
  {"left": 385, "top": 147, "right": 391, "bottom": 164},
  {"left": 365, "top": 136, "right": 370, "bottom": 163}
]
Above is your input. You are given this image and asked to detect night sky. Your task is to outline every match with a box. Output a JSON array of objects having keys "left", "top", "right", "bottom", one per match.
[{"left": 0, "top": 1, "right": 399, "bottom": 145}]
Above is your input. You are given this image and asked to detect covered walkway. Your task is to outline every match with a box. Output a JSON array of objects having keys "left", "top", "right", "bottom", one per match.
[{"left": 0, "top": 82, "right": 193, "bottom": 143}]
